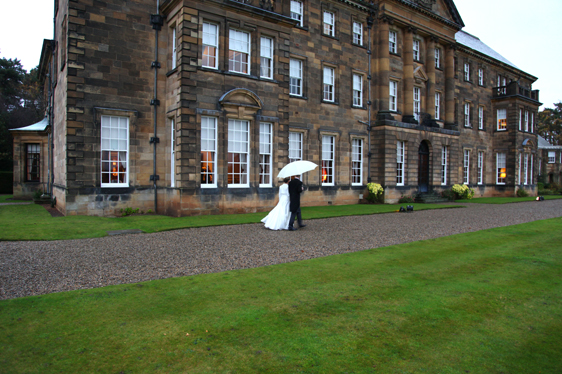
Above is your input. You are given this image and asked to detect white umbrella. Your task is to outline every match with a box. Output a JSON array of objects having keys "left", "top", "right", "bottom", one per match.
[{"left": 277, "top": 160, "right": 318, "bottom": 179}]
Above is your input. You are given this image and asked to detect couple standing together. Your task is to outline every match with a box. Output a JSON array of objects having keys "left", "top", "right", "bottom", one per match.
[{"left": 261, "top": 176, "right": 306, "bottom": 231}]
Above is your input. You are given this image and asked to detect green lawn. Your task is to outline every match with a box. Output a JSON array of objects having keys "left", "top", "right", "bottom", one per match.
[
  {"left": 1, "top": 217, "right": 561, "bottom": 373},
  {"left": 462, "top": 195, "right": 562, "bottom": 204},
  {"left": 0, "top": 199, "right": 459, "bottom": 241},
  {"left": 0, "top": 194, "right": 29, "bottom": 204}
]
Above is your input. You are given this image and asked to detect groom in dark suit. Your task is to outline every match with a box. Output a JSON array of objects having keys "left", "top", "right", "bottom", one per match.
[{"left": 288, "top": 176, "right": 306, "bottom": 231}]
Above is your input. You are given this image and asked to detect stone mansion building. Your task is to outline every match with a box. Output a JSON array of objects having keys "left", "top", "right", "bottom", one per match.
[{"left": 11, "top": 0, "right": 541, "bottom": 216}]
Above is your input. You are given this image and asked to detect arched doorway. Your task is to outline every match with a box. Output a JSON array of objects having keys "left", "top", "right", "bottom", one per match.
[{"left": 418, "top": 141, "right": 430, "bottom": 192}]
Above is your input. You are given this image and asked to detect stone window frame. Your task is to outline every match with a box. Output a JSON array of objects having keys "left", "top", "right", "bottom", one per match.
[
  {"left": 478, "top": 150, "right": 485, "bottom": 185},
  {"left": 496, "top": 108, "right": 507, "bottom": 131},
  {"left": 290, "top": 0, "right": 304, "bottom": 27},
  {"left": 259, "top": 122, "right": 273, "bottom": 187},
  {"left": 441, "top": 145, "right": 448, "bottom": 186},
  {"left": 321, "top": 5, "right": 338, "bottom": 39},
  {"left": 228, "top": 28, "right": 251, "bottom": 75},
  {"left": 350, "top": 135, "right": 366, "bottom": 186},
  {"left": 396, "top": 140, "right": 406, "bottom": 186},
  {"left": 322, "top": 64, "right": 337, "bottom": 104},
  {"left": 321, "top": 134, "right": 336, "bottom": 186},
  {"left": 170, "top": 22, "right": 178, "bottom": 71},
  {"left": 463, "top": 101, "right": 471, "bottom": 128},
  {"left": 200, "top": 115, "right": 218, "bottom": 189},
  {"left": 201, "top": 20, "right": 220, "bottom": 70},
  {"left": 94, "top": 107, "right": 138, "bottom": 189},
  {"left": 463, "top": 148, "right": 471, "bottom": 185},
  {"left": 413, "top": 38, "right": 421, "bottom": 62},
  {"left": 289, "top": 57, "right": 305, "bottom": 98},
  {"left": 25, "top": 143, "right": 41, "bottom": 182},
  {"left": 464, "top": 61, "right": 471, "bottom": 82},
  {"left": 227, "top": 119, "right": 251, "bottom": 188},
  {"left": 352, "top": 19, "right": 363, "bottom": 46},
  {"left": 100, "top": 116, "right": 130, "bottom": 188},
  {"left": 389, "top": 30, "right": 398, "bottom": 54},
  {"left": 259, "top": 35, "right": 274, "bottom": 80},
  {"left": 435, "top": 46, "right": 441, "bottom": 69},
  {"left": 413, "top": 86, "right": 421, "bottom": 122},
  {"left": 496, "top": 152, "right": 506, "bottom": 185},
  {"left": 389, "top": 79, "right": 399, "bottom": 112},
  {"left": 523, "top": 153, "right": 529, "bottom": 185},
  {"left": 478, "top": 67, "right": 484, "bottom": 86},
  {"left": 478, "top": 105, "right": 485, "bottom": 130},
  {"left": 352, "top": 72, "right": 364, "bottom": 108},
  {"left": 435, "top": 91, "right": 441, "bottom": 120}
]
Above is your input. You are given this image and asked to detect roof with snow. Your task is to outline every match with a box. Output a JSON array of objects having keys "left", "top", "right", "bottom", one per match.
[{"left": 455, "top": 30, "right": 517, "bottom": 69}]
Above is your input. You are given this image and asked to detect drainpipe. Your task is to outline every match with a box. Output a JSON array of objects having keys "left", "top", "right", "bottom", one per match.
[
  {"left": 150, "top": 1, "right": 163, "bottom": 213},
  {"left": 48, "top": 2, "right": 56, "bottom": 201},
  {"left": 366, "top": 12, "right": 374, "bottom": 183}
]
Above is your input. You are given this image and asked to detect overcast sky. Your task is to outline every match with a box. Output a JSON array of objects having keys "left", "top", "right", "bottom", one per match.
[{"left": 0, "top": 0, "right": 560, "bottom": 109}]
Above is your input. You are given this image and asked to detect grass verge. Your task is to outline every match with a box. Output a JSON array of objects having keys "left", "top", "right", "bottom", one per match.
[
  {"left": 1, "top": 218, "right": 561, "bottom": 373},
  {"left": 0, "top": 194, "right": 29, "bottom": 204},
  {"left": 461, "top": 195, "right": 562, "bottom": 204},
  {"left": 0, "top": 201, "right": 459, "bottom": 241}
]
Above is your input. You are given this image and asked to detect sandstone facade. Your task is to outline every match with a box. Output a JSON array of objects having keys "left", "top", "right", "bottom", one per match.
[{"left": 14, "top": 0, "right": 541, "bottom": 215}]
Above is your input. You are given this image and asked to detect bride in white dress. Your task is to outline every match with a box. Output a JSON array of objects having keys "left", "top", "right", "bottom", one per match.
[{"left": 261, "top": 177, "right": 291, "bottom": 230}]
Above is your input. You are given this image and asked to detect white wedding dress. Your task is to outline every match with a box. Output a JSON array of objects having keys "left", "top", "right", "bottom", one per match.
[{"left": 261, "top": 184, "right": 291, "bottom": 230}]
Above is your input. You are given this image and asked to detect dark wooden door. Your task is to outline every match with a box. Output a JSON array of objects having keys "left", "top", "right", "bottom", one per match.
[{"left": 418, "top": 142, "right": 430, "bottom": 192}]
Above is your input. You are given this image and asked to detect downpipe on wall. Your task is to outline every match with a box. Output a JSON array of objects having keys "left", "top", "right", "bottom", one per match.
[{"left": 150, "top": 0, "right": 163, "bottom": 213}]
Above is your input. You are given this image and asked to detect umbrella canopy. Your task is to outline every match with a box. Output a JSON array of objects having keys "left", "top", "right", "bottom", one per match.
[{"left": 277, "top": 160, "right": 318, "bottom": 179}]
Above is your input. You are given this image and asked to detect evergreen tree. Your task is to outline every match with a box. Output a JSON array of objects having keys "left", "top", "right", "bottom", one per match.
[{"left": 538, "top": 102, "right": 562, "bottom": 146}]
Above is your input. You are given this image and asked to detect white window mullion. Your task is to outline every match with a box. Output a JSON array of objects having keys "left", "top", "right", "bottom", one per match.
[
  {"left": 441, "top": 146, "right": 448, "bottom": 185},
  {"left": 464, "top": 149, "right": 470, "bottom": 185},
  {"left": 321, "top": 135, "right": 335, "bottom": 186},
  {"left": 259, "top": 123, "right": 272, "bottom": 187},
  {"left": 260, "top": 37, "right": 273, "bottom": 79},
  {"left": 101, "top": 115, "right": 129, "bottom": 188},
  {"left": 201, "top": 116, "right": 217, "bottom": 188},
  {"left": 352, "top": 138, "right": 363, "bottom": 185},
  {"left": 396, "top": 141, "right": 405, "bottom": 186}
]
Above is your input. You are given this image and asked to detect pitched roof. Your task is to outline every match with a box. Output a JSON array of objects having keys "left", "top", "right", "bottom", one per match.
[
  {"left": 455, "top": 30, "right": 517, "bottom": 69},
  {"left": 538, "top": 135, "right": 562, "bottom": 150}
]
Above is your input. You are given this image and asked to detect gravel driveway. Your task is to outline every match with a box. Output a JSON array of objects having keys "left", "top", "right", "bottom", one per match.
[{"left": 1, "top": 200, "right": 561, "bottom": 300}]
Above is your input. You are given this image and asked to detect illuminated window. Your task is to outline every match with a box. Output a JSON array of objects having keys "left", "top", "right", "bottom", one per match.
[
  {"left": 496, "top": 153, "right": 506, "bottom": 185},
  {"left": 101, "top": 116, "right": 129, "bottom": 187},
  {"left": 497, "top": 109, "right": 507, "bottom": 131},
  {"left": 321, "top": 135, "right": 334, "bottom": 186},
  {"left": 202, "top": 22, "right": 218, "bottom": 69},
  {"left": 228, "top": 119, "right": 250, "bottom": 187},
  {"left": 201, "top": 117, "right": 217, "bottom": 188}
]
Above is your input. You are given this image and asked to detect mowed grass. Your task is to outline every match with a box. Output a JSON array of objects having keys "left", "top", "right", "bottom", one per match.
[
  {"left": 1, "top": 218, "right": 561, "bottom": 373},
  {"left": 463, "top": 195, "right": 562, "bottom": 204},
  {"left": 0, "top": 198, "right": 459, "bottom": 241}
]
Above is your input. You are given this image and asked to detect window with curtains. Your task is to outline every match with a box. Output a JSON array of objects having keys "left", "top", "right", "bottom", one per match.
[
  {"left": 290, "top": 0, "right": 303, "bottom": 26},
  {"left": 201, "top": 116, "right": 217, "bottom": 187},
  {"left": 259, "top": 123, "right": 272, "bottom": 187},
  {"left": 323, "top": 11, "right": 334, "bottom": 36},
  {"left": 353, "top": 74, "right": 362, "bottom": 107},
  {"left": 497, "top": 109, "right": 507, "bottom": 131},
  {"left": 101, "top": 116, "right": 129, "bottom": 187},
  {"left": 353, "top": 22, "right": 362, "bottom": 45},
  {"left": 497, "top": 153, "right": 506, "bottom": 184},
  {"left": 228, "top": 119, "right": 250, "bottom": 187},
  {"left": 228, "top": 29, "right": 250, "bottom": 74},
  {"left": 321, "top": 135, "right": 334, "bottom": 186},
  {"left": 351, "top": 138, "right": 363, "bottom": 185},
  {"left": 202, "top": 22, "right": 218, "bottom": 69},
  {"left": 25, "top": 144, "right": 40, "bottom": 182},
  {"left": 389, "top": 30, "right": 397, "bottom": 54},
  {"left": 323, "top": 66, "right": 335, "bottom": 102},
  {"left": 260, "top": 37, "right": 273, "bottom": 79}
]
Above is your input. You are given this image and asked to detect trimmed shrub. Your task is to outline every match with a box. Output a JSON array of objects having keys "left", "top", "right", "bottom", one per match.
[
  {"left": 366, "top": 183, "right": 384, "bottom": 204},
  {"left": 451, "top": 184, "right": 475, "bottom": 200},
  {"left": 516, "top": 188, "right": 529, "bottom": 197}
]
